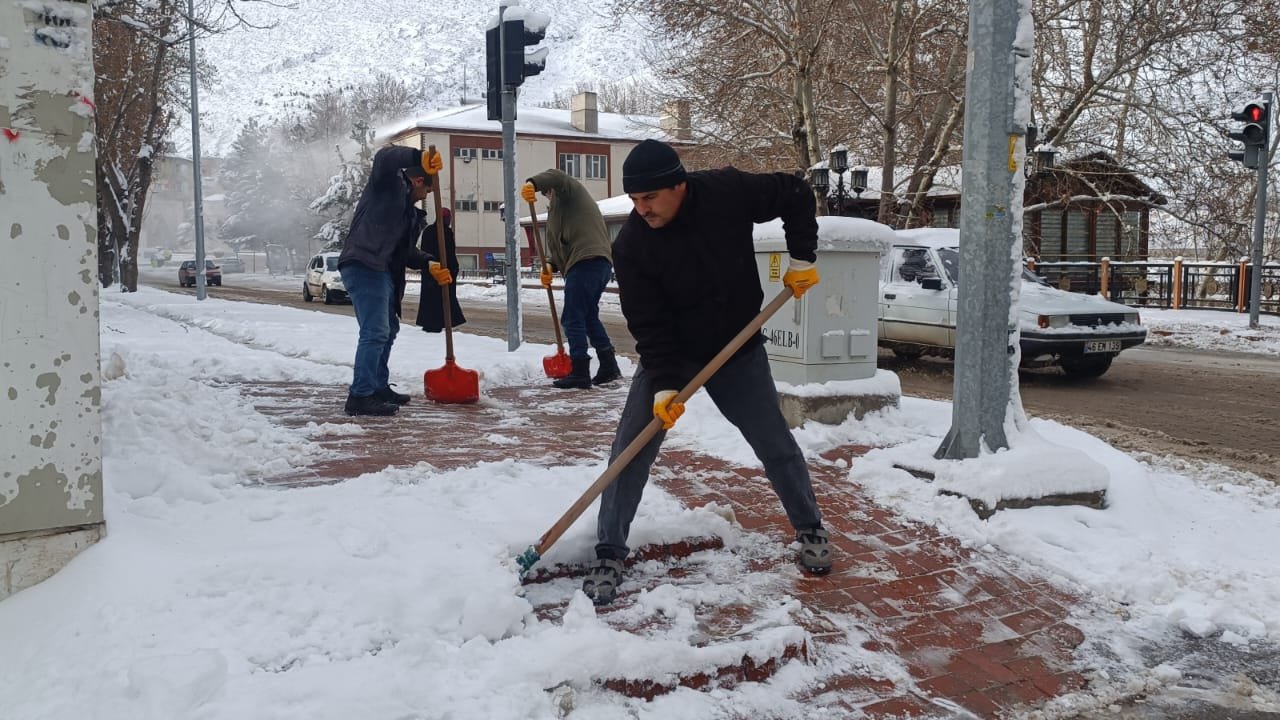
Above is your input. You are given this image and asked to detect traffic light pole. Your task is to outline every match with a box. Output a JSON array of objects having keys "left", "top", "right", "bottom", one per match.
[
  {"left": 496, "top": 2, "right": 522, "bottom": 351},
  {"left": 1248, "top": 91, "right": 1272, "bottom": 331}
]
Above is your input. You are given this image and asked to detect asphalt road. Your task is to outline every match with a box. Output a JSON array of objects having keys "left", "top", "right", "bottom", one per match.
[{"left": 147, "top": 272, "right": 1280, "bottom": 482}]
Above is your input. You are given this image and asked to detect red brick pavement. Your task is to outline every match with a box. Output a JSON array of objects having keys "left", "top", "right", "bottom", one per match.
[{"left": 243, "top": 380, "right": 1090, "bottom": 717}]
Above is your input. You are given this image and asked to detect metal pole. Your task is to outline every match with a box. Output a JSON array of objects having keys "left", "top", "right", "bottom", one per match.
[
  {"left": 187, "top": 0, "right": 207, "bottom": 301},
  {"left": 1248, "top": 91, "right": 1272, "bottom": 330},
  {"left": 935, "top": 0, "right": 1026, "bottom": 459},
  {"left": 499, "top": 3, "right": 522, "bottom": 350}
]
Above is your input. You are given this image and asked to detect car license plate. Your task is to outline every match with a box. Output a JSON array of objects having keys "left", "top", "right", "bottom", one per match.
[{"left": 1084, "top": 340, "right": 1121, "bottom": 354}]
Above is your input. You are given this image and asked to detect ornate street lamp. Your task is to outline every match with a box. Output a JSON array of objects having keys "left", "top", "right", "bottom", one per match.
[
  {"left": 809, "top": 164, "right": 830, "bottom": 214},
  {"left": 829, "top": 144, "right": 849, "bottom": 216},
  {"left": 851, "top": 165, "right": 869, "bottom": 196}
]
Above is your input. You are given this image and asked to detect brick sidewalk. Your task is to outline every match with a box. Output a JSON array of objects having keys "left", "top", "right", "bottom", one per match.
[{"left": 243, "top": 379, "right": 1091, "bottom": 717}]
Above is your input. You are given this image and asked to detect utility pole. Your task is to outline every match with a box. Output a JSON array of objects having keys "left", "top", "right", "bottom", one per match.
[
  {"left": 1248, "top": 91, "right": 1271, "bottom": 330},
  {"left": 187, "top": 0, "right": 207, "bottom": 301},
  {"left": 935, "top": 0, "right": 1030, "bottom": 459},
  {"left": 498, "top": 2, "right": 521, "bottom": 350}
]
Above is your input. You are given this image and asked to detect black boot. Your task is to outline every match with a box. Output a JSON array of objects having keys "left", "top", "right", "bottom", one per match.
[
  {"left": 592, "top": 347, "right": 622, "bottom": 385},
  {"left": 552, "top": 356, "right": 593, "bottom": 390},
  {"left": 344, "top": 392, "right": 399, "bottom": 416},
  {"left": 375, "top": 385, "right": 411, "bottom": 405}
]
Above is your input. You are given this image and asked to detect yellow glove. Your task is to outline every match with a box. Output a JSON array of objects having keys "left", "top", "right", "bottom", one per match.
[
  {"left": 521, "top": 182, "right": 538, "bottom": 204},
  {"left": 783, "top": 259, "right": 819, "bottom": 298},
  {"left": 428, "top": 261, "right": 452, "bottom": 286},
  {"left": 540, "top": 265, "right": 553, "bottom": 289},
  {"left": 421, "top": 150, "right": 443, "bottom": 176},
  {"left": 653, "top": 390, "right": 685, "bottom": 430}
]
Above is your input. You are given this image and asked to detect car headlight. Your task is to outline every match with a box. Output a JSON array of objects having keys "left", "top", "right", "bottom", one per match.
[
  {"left": 330, "top": 276, "right": 344, "bottom": 288},
  {"left": 1036, "top": 314, "right": 1069, "bottom": 329},
  {"left": 1124, "top": 312, "right": 1140, "bottom": 325}
]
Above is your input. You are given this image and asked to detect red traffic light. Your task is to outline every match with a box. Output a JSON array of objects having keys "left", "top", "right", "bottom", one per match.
[{"left": 1246, "top": 104, "right": 1264, "bottom": 123}]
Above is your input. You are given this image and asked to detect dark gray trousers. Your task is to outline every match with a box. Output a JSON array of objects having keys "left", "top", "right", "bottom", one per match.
[{"left": 595, "top": 344, "right": 823, "bottom": 560}]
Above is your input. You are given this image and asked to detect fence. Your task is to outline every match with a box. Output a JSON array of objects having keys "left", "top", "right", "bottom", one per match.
[{"left": 1029, "top": 258, "right": 1280, "bottom": 315}]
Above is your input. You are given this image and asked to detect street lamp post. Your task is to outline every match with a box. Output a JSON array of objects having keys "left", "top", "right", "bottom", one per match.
[
  {"left": 809, "top": 163, "right": 830, "bottom": 215},
  {"left": 830, "top": 144, "right": 849, "bottom": 216}
]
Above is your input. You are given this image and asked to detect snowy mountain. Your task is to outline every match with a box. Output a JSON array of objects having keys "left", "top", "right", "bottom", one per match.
[{"left": 189, "top": 0, "right": 658, "bottom": 157}]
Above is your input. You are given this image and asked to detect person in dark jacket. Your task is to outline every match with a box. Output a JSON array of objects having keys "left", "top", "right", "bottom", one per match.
[
  {"left": 521, "top": 169, "right": 621, "bottom": 389},
  {"left": 338, "top": 145, "right": 452, "bottom": 416},
  {"left": 581, "top": 139, "right": 830, "bottom": 605},
  {"left": 415, "top": 207, "right": 466, "bottom": 333}
]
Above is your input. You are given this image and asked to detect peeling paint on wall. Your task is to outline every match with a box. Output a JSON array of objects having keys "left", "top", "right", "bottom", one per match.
[{"left": 0, "top": 0, "right": 103, "bottom": 535}]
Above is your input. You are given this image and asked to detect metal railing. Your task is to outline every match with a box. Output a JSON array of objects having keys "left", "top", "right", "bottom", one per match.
[{"left": 1029, "top": 258, "right": 1280, "bottom": 315}]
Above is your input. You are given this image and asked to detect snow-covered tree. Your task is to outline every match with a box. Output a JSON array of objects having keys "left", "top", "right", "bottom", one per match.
[
  {"left": 309, "top": 124, "right": 374, "bottom": 251},
  {"left": 219, "top": 119, "right": 299, "bottom": 254}
]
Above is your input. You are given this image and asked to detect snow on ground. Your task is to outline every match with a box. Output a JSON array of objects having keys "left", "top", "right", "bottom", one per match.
[
  {"left": 2, "top": 286, "right": 1279, "bottom": 718},
  {"left": 1140, "top": 307, "right": 1280, "bottom": 357}
]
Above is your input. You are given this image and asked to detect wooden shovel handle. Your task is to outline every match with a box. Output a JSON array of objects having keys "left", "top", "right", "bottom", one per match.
[
  {"left": 527, "top": 199, "right": 567, "bottom": 352},
  {"left": 427, "top": 145, "right": 454, "bottom": 362},
  {"left": 533, "top": 287, "right": 796, "bottom": 557}
]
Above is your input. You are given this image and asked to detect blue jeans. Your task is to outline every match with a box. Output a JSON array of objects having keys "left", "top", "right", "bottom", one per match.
[
  {"left": 561, "top": 257, "right": 614, "bottom": 360},
  {"left": 341, "top": 262, "right": 399, "bottom": 397}
]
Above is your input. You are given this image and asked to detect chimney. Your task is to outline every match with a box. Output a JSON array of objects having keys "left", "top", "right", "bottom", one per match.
[
  {"left": 571, "top": 91, "right": 598, "bottom": 134},
  {"left": 659, "top": 99, "right": 691, "bottom": 141}
]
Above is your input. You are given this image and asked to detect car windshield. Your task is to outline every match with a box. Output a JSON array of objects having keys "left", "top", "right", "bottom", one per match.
[
  {"left": 937, "top": 247, "right": 959, "bottom": 284},
  {"left": 325, "top": 257, "right": 339, "bottom": 271}
]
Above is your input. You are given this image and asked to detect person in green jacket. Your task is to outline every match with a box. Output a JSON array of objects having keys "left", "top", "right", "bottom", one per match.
[{"left": 522, "top": 169, "right": 622, "bottom": 389}]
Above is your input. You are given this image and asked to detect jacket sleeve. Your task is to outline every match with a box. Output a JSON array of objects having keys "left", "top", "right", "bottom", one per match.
[
  {"left": 739, "top": 170, "right": 819, "bottom": 263},
  {"left": 528, "top": 168, "right": 570, "bottom": 193},
  {"left": 370, "top": 145, "right": 424, "bottom": 192}
]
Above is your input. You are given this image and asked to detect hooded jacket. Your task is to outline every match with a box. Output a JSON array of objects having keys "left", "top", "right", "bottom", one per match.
[
  {"left": 339, "top": 145, "right": 430, "bottom": 289},
  {"left": 527, "top": 169, "right": 613, "bottom": 274},
  {"left": 612, "top": 167, "right": 818, "bottom": 392}
]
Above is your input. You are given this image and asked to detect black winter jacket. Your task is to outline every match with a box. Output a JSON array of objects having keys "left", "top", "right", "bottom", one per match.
[
  {"left": 339, "top": 145, "right": 431, "bottom": 296},
  {"left": 612, "top": 167, "right": 818, "bottom": 392}
]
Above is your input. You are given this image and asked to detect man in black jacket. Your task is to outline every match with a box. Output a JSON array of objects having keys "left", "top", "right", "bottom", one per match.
[
  {"left": 582, "top": 139, "right": 831, "bottom": 605},
  {"left": 338, "top": 145, "right": 451, "bottom": 416}
]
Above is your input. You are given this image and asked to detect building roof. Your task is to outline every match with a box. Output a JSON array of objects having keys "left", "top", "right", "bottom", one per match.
[{"left": 377, "top": 103, "right": 683, "bottom": 144}]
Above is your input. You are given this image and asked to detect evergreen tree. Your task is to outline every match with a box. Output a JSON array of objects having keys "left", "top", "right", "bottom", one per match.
[{"left": 309, "top": 122, "right": 374, "bottom": 251}]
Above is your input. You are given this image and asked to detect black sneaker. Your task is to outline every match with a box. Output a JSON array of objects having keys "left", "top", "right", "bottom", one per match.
[
  {"left": 797, "top": 527, "right": 832, "bottom": 575},
  {"left": 581, "top": 558, "right": 625, "bottom": 605},
  {"left": 344, "top": 392, "right": 399, "bottom": 416},
  {"left": 375, "top": 385, "right": 411, "bottom": 405}
]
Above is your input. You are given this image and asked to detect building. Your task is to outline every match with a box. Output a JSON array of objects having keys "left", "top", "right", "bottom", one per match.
[
  {"left": 381, "top": 93, "right": 691, "bottom": 270},
  {"left": 829, "top": 151, "right": 1165, "bottom": 263}
]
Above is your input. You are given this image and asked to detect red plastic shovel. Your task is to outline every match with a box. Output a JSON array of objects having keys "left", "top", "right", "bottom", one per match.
[
  {"left": 527, "top": 199, "right": 572, "bottom": 379},
  {"left": 423, "top": 146, "right": 480, "bottom": 404}
]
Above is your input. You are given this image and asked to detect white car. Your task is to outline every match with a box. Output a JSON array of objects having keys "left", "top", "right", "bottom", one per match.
[
  {"left": 879, "top": 228, "right": 1146, "bottom": 379},
  {"left": 303, "top": 252, "right": 348, "bottom": 305}
]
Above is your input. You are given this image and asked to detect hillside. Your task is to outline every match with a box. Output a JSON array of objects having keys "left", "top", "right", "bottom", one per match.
[{"left": 186, "top": 0, "right": 658, "bottom": 156}]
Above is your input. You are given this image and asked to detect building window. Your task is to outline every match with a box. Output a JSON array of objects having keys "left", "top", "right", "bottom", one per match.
[
  {"left": 455, "top": 199, "right": 478, "bottom": 212},
  {"left": 558, "top": 153, "right": 582, "bottom": 177},
  {"left": 481, "top": 148, "right": 503, "bottom": 160},
  {"left": 454, "top": 148, "right": 478, "bottom": 160},
  {"left": 585, "top": 154, "right": 607, "bottom": 179},
  {"left": 483, "top": 201, "right": 503, "bottom": 212}
]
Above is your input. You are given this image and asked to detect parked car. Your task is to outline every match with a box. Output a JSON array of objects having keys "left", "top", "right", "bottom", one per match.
[
  {"left": 178, "top": 259, "right": 222, "bottom": 287},
  {"left": 218, "top": 256, "right": 246, "bottom": 273},
  {"left": 879, "top": 228, "right": 1146, "bottom": 379},
  {"left": 303, "top": 252, "right": 348, "bottom": 304}
]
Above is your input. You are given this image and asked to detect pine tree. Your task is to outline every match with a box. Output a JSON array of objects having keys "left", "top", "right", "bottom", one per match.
[{"left": 309, "top": 122, "right": 374, "bottom": 251}]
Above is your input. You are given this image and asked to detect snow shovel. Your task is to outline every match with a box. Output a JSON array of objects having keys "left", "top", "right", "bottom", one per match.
[
  {"left": 514, "top": 287, "right": 797, "bottom": 576},
  {"left": 423, "top": 146, "right": 480, "bottom": 404},
  {"left": 527, "top": 199, "right": 572, "bottom": 379}
]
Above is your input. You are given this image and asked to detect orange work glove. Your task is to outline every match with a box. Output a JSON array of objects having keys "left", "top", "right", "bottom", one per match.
[
  {"left": 540, "top": 265, "right": 553, "bottom": 289},
  {"left": 783, "top": 259, "right": 819, "bottom": 298},
  {"left": 421, "top": 149, "right": 443, "bottom": 176},
  {"left": 652, "top": 390, "right": 685, "bottom": 430},
  {"left": 521, "top": 182, "right": 538, "bottom": 205},
  {"left": 428, "top": 261, "right": 452, "bottom": 286}
]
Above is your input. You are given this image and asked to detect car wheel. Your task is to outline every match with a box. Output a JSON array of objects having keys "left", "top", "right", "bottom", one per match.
[
  {"left": 1060, "top": 354, "right": 1113, "bottom": 379},
  {"left": 322, "top": 286, "right": 333, "bottom": 305},
  {"left": 303, "top": 283, "right": 313, "bottom": 302}
]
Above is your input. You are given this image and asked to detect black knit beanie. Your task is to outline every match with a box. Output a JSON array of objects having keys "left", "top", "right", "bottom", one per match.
[{"left": 622, "top": 139, "right": 687, "bottom": 193}]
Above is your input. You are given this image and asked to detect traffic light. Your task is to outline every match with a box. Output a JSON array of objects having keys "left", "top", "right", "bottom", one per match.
[
  {"left": 485, "top": 23, "right": 501, "bottom": 121},
  {"left": 501, "top": 10, "right": 549, "bottom": 89},
  {"left": 1228, "top": 101, "right": 1270, "bottom": 169}
]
